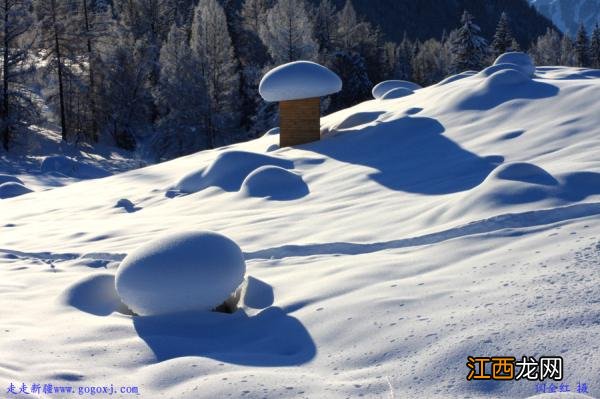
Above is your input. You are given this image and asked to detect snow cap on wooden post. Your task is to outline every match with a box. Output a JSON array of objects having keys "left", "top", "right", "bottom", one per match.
[{"left": 259, "top": 61, "right": 342, "bottom": 147}]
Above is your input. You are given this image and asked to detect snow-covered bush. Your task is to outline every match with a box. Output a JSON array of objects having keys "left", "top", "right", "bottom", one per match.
[
  {"left": 241, "top": 165, "right": 308, "bottom": 200},
  {"left": 493, "top": 52, "right": 536, "bottom": 77},
  {"left": 372, "top": 80, "right": 421, "bottom": 100},
  {"left": 115, "top": 231, "right": 246, "bottom": 316},
  {"left": 0, "top": 182, "right": 32, "bottom": 199}
]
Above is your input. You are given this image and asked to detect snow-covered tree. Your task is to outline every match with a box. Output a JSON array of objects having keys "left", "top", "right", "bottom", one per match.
[
  {"left": 152, "top": 25, "right": 207, "bottom": 160},
  {"left": 560, "top": 34, "right": 576, "bottom": 66},
  {"left": 259, "top": 0, "right": 317, "bottom": 64},
  {"left": 0, "top": 0, "right": 36, "bottom": 150},
  {"left": 530, "top": 28, "right": 562, "bottom": 66},
  {"left": 328, "top": 51, "right": 371, "bottom": 112},
  {"left": 412, "top": 39, "right": 450, "bottom": 86},
  {"left": 96, "top": 32, "right": 154, "bottom": 150},
  {"left": 191, "top": 0, "right": 239, "bottom": 148},
  {"left": 314, "top": 0, "right": 337, "bottom": 55},
  {"left": 575, "top": 23, "right": 589, "bottom": 67},
  {"left": 491, "top": 12, "right": 517, "bottom": 57},
  {"left": 450, "top": 11, "right": 488, "bottom": 73},
  {"left": 590, "top": 23, "right": 600, "bottom": 69},
  {"left": 34, "top": 0, "right": 77, "bottom": 141}
]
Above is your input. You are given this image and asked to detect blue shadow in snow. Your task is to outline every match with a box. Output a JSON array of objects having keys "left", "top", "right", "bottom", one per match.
[
  {"left": 133, "top": 307, "right": 316, "bottom": 366},
  {"left": 310, "top": 116, "right": 503, "bottom": 194}
]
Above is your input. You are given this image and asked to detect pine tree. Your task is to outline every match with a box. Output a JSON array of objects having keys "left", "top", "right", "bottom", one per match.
[
  {"left": 560, "top": 34, "right": 576, "bottom": 66},
  {"left": 575, "top": 23, "right": 589, "bottom": 67},
  {"left": 153, "top": 25, "right": 207, "bottom": 160},
  {"left": 590, "top": 23, "right": 600, "bottom": 68},
  {"left": 328, "top": 51, "right": 371, "bottom": 112},
  {"left": 394, "top": 33, "right": 414, "bottom": 80},
  {"left": 314, "top": 0, "right": 337, "bottom": 55},
  {"left": 259, "top": 0, "right": 317, "bottom": 64},
  {"left": 450, "top": 10, "right": 488, "bottom": 73},
  {"left": 0, "top": 0, "right": 36, "bottom": 150},
  {"left": 412, "top": 39, "right": 449, "bottom": 86},
  {"left": 191, "top": 0, "right": 239, "bottom": 148},
  {"left": 491, "top": 12, "right": 516, "bottom": 57}
]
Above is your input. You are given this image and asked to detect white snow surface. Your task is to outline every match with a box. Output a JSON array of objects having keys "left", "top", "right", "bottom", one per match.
[
  {"left": 115, "top": 231, "right": 246, "bottom": 316},
  {"left": 259, "top": 61, "right": 342, "bottom": 102},
  {"left": 0, "top": 64, "right": 599, "bottom": 398}
]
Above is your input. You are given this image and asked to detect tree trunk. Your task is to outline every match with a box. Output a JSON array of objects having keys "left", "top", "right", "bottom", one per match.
[
  {"left": 2, "top": 0, "right": 9, "bottom": 150},
  {"left": 83, "top": 0, "right": 98, "bottom": 142},
  {"left": 51, "top": 0, "right": 68, "bottom": 141}
]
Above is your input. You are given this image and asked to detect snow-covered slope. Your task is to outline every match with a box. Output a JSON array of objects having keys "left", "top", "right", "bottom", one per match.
[
  {"left": 0, "top": 64, "right": 599, "bottom": 398},
  {"left": 530, "top": 0, "right": 600, "bottom": 36}
]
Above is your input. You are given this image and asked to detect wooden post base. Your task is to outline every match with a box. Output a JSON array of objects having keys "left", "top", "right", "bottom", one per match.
[{"left": 279, "top": 97, "right": 321, "bottom": 147}]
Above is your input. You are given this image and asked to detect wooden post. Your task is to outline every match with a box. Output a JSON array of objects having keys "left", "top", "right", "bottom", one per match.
[{"left": 278, "top": 97, "right": 321, "bottom": 147}]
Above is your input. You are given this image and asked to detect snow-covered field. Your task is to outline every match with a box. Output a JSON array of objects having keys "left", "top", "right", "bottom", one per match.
[{"left": 0, "top": 63, "right": 599, "bottom": 398}]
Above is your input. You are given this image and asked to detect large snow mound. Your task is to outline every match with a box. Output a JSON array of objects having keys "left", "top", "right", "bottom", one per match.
[
  {"left": 40, "top": 155, "right": 111, "bottom": 179},
  {"left": 380, "top": 87, "right": 414, "bottom": 100},
  {"left": 175, "top": 150, "right": 293, "bottom": 193},
  {"left": 493, "top": 52, "right": 536, "bottom": 77},
  {"left": 115, "top": 231, "right": 246, "bottom": 316},
  {"left": 0, "top": 182, "right": 33, "bottom": 199},
  {"left": 240, "top": 165, "right": 309, "bottom": 200},
  {"left": 372, "top": 80, "right": 421, "bottom": 99},
  {"left": 259, "top": 61, "right": 342, "bottom": 102},
  {"left": 0, "top": 174, "right": 23, "bottom": 185}
]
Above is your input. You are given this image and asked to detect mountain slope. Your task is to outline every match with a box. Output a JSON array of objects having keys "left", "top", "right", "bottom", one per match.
[
  {"left": 530, "top": 0, "right": 600, "bottom": 36},
  {"left": 0, "top": 62, "right": 599, "bottom": 397}
]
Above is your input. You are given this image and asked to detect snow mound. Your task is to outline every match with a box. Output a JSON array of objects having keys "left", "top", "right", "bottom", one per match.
[
  {"left": 372, "top": 80, "right": 421, "bottom": 99},
  {"left": 175, "top": 150, "right": 293, "bottom": 193},
  {"left": 115, "top": 231, "right": 246, "bottom": 316},
  {"left": 436, "top": 71, "right": 477, "bottom": 86},
  {"left": 240, "top": 166, "right": 309, "bottom": 200},
  {"left": 0, "top": 174, "right": 23, "bottom": 185},
  {"left": 494, "top": 162, "right": 558, "bottom": 186},
  {"left": 0, "top": 182, "right": 33, "bottom": 199},
  {"left": 40, "top": 155, "right": 111, "bottom": 179},
  {"left": 493, "top": 52, "right": 536, "bottom": 77},
  {"left": 380, "top": 87, "right": 414, "bottom": 100},
  {"left": 114, "top": 198, "right": 140, "bottom": 213},
  {"left": 259, "top": 61, "right": 342, "bottom": 102},
  {"left": 478, "top": 63, "right": 524, "bottom": 78},
  {"left": 485, "top": 69, "right": 530, "bottom": 87},
  {"left": 61, "top": 274, "right": 131, "bottom": 316}
]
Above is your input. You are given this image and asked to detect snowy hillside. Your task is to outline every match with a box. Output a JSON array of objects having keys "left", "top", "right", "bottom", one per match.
[
  {"left": 1, "top": 62, "right": 599, "bottom": 398},
  {"left": 530, "top": 0, "right": 600, "bottom": 36}
]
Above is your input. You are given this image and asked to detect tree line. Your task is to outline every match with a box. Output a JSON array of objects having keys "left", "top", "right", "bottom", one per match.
[{"left": 1, "top": 0, "right": 598, "bottom": 160}]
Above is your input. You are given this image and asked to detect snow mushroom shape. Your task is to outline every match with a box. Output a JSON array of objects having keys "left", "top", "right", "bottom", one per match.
[
  {"left": 380, "top": 87, "right": 414, "bottom": 100},
  {"left": 372, "top": 80, "right": 421, "bottom": 99},
  {"left": 493, "top": 52, "right": 536, "bottom": 77},
  {"left": 0, "top": 182, "right": 33, "bottom": 199},
  {"left": 115, "top": 231, "right": 246, "bottom": 316},
  {"left": 259, "top": 61, "right": 342, "bottom": 147},
  {"left": 259, "top": 61, "right": 342, "bottom": 102},
  {"left": 241, "top": 165, "right": 309, "bottom": 200}
]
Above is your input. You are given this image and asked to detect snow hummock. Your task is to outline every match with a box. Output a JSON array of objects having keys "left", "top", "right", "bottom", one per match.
[
  {"left": 175, "top": 150, "right": 293, "bottom": 193},
  {"left": 380, "top": 87, "right": 414, "bottom": 100},
  {"left": 0, "top": 182, "right": 33, "bottom": 199},
  {"left": 493, "top": 51, "right": 536, "bottom": 77},
  {"left": 240, "top": 165, "right": 308, "bottom": 200},
  {"left": 0, "top": 174, "right": 23, "bottom": 185},
  {"left": 372, "top": 80, "right": 421, "bottom": 99},
  {"left": 259, "top": 61, "right": 342, "bottom": 102},
  {"left": 115, "top": 231, "right": 246, "bottom": 316},
  {"left": 1, "top": 56, "right": 599, "bottom": 398},
  {"left": 40, "top": 155, "right": 111, "bottom": 179}
]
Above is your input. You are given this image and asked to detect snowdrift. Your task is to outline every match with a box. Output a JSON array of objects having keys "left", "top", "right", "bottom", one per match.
[{"left": 0, "top": 60, "right": 599, "bottom": 398}]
